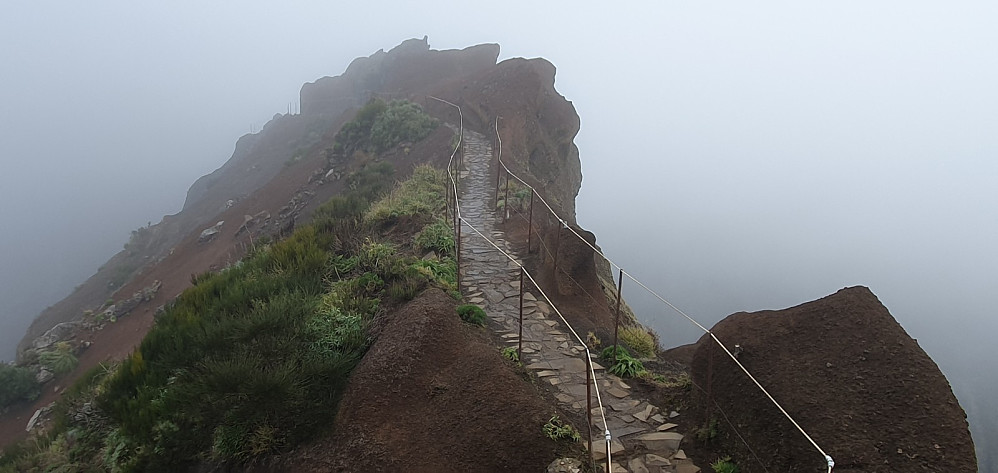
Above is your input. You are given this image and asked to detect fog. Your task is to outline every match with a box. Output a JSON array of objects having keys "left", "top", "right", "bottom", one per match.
[{"left": 1, "top": 1, "right": 994, "bottom": 468}]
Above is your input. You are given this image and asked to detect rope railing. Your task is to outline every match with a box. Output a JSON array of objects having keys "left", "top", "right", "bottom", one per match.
[
  {"left": 428, "top": 97, "right": 614, "bottom": 470},
  {"left": 492, "top": 119, "right": 835, "bottom": 473}
]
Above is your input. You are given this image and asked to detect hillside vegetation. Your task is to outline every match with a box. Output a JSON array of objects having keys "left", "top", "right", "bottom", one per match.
[{"left": 0, "top": 104, "right": 454, "bottom": 472}]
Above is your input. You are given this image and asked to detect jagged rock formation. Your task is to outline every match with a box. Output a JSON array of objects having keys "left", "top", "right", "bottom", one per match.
[
  {"left": 689, "top": 286, "right": 976, "bottom": 472},
  {"left": 18, "top": 38, "right": 581, "bottom": 362}
]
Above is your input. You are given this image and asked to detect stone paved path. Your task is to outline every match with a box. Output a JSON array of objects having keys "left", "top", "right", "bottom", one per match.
[{"left": 457, "top": 129, "right": 700, "bottom": 473}]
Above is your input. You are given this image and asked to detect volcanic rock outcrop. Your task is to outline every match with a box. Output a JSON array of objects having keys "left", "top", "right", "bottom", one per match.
[{"left": 690, "top": 286, "right": 976, "bottom": 472}]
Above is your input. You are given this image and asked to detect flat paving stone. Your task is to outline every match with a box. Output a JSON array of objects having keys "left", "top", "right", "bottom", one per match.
[{"left": 457, "top": 128, "right": 696, "bottom": 471}]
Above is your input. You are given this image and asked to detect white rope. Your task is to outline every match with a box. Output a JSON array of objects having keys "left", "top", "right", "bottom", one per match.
[
  {"left": 493, "top": 118, "right": 834, "bottom": 472},
  {"left": 434, "top": 102, "right": 613, "bottom": 466},
  {"left": 458, "top": 215, "right": 612, "bottom": 452}
]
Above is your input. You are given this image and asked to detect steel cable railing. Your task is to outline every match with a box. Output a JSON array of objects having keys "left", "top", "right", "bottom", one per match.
[
  {"left": 491, "top": 119, "right": 835, "bottom": 473},
  {"left": 427, "top": 97, "right": 615, "bottom": 470}
]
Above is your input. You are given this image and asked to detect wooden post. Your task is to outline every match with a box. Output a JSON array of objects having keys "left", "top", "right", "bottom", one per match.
[
  {"left": 527, "top": 190, "right": 535, "bottom": 253},
  {"left": 518, "top": 268, "right": 524, "bottom": 361},
  {"left": 612, "top": 268, "right": 624, "bottom": 361}
]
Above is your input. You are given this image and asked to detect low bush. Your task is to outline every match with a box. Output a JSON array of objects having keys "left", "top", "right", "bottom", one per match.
[
  {"left": 370, "top": 100, "right": 439, "bottom": 152},
  {"left": 39, "top": 342, "right": 78, "bottom": 375},
  {"left": 711, "top": 456, "right": 739, "bottom": 473},
  {"left": 608, "top": 355, "right": 645, "bottom": 378},
  {"left": 414, "top": 219, "right": 456, "bottom": 256},
  {"left": 542, "top": 416, "right": 581, "bottom": 442},
  {"left": 0, "top": 364, "right": 39, "bottom": 408},
  {"left": 501, "top": 346, "right": 520, "bottom": 363},
  {"left": 600, "top": 345, "right": 646, "bottom": 378},
  {"left": 619, "top": 325, "right": 657, "bottom": 358},
  {"left": 696, "top": 418, "right": 720, "bottom": 443},
  {"left": 365, "top": 165, "right": 447, "bottom": 226},
  {"left": 456, "top": 304, "right": 487, "bottom": 326}
]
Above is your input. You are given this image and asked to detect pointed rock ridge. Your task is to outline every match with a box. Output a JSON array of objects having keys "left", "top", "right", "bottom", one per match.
[
  {"left": 300, "top": 38, "right": 501, "bottom": 118},
  {"left": 690, "top": 285, "right": 976, "bottom": 472}
]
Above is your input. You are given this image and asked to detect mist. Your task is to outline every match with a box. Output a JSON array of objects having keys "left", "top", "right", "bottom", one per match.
[{"left": 1, "top": 1, "right": 994, "bottom": 468}]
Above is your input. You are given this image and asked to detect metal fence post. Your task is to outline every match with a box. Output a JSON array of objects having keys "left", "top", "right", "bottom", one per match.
[
  {"left": 527, "top": 190, "right": 535, "bottom": 253},
  {"left": 706, "top": 336, "right": 715, "bottom": 423},
  {"left": 586, "top": 355, "right": 594, "bottom": 467},
  {"left": 518, "top": 268, "right": 524, "bottom": 361},
  {"left": 495, "top": 167, "right": 502, "bottom": 209},
  {"left": 612, "top": 268, "right": 624, "bottom": 361},
  {"left": 456, "top": 218, "right": 462, "bottom": 289},
  {"left": 503, "top": 172, "right": 510, "bottom": 223},
  {"left": 553, "top": 222, "right": 562, "bottom": 274}
]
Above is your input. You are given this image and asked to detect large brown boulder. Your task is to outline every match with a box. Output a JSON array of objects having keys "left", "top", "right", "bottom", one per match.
[{"left": 690, "top": 286, "right": 976, "bottom": 472}]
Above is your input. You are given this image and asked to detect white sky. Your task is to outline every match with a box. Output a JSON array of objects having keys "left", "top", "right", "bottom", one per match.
[{"left": 1, "top": 1, "right": 995, "bottom": 467}]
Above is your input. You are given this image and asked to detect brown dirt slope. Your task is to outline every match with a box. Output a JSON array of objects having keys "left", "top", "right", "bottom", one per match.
[
  {"left": 690, "top": 286, "right": 976, "bottom": 473},
  {"left": 278, "top": 289, "right": 563, "bottom": 473}
]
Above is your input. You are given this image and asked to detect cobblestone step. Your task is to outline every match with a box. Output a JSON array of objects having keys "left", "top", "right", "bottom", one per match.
[{"left": 456, "top": 128, "right": 697, "bottom": 473}]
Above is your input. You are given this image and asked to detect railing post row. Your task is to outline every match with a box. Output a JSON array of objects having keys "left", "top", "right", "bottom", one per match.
[
  {"left": 503, "top": 170, "right": 510, "bottom": 224},
  {"left": 586, "top": 355, "right": 594, "bottom": 468},
  {"left": 612, "top": 268, "right": 624, "bottom": 361},
  {"left": 518, "top": 268, "right": 524, "bottom": 362},
  {"left": 527, "top": 189, "right": 534, "bottom": 253}
]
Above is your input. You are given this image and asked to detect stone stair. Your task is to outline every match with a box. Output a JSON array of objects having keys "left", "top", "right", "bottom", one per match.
[{"left": 456, "top": 128, "right": 700, "bottom": 473}]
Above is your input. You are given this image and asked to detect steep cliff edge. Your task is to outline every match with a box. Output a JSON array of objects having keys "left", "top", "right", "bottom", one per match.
[{"left": 689, "top": 286, "right": 976, "bottom": 472}]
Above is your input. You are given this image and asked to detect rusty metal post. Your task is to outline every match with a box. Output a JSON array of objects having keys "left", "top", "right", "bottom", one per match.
[
  {"left": 612, "top": 268, "right": 624, "bottom": 361},
  {"left": 503, "top": 172, "right": 511, "bottom": 223},
  {"left": 586, "top": 355, "right": 594, "bottom": 466},
  {"left": 706, "top": 336, "right": 715, "bottom": 422},
  {"left": 495, "top": 167, "right": 502, "bottom": 209},
  {"left": 553, "top": 222, "right": 563, "bottom": 274},
  {"left": 527, "top": 189, "right": 535, "bottom": 253},
  {"left": 518, "top": 268, "right": 524, "bottom": 361},
  {"left": 456, "top": 218, "right": 462, "bottom": 290}
]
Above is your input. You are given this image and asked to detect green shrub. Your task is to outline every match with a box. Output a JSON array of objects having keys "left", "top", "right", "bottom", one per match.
[
  {"left": 600, "top": 345, "right": 645, "bottom": 378},
  {"left": 608, "top": 356, "right": 645, "bottom": 378},
  {"left": 600, "top": 345, "right": 624, "bottom": 361},
  {"left": 619, "top": 325, "right": 657, "bottom": 358},
  {"left": 456, "top": 304, "right": 487, "bottom": 326},
  {"left": 411, "top": 258, "right": 457, "bottom": 291},
  {"left": 414, "top": 220, "right": 456, "bottom": 256},
  {"left": 542, "top": 416, "right": 580, "bottom": 442},
  {"left": 39, "top": 342, "right": 78, "bottom": 375},
  {"left": 0, "top": 364, "right": 40, "bottom": 408},
  {"left": 501, "top": 346, "right": 519, "bottom": 363},
  {"left": 711, "top": 456, "right": 739, "bottom": 473},
  {"left": 333, "top": 99, "right": 387, "bottom": 154},
  {"left": 365, "top": 165, "right": 447, "bottom": 226},
  {"left": 385, "top": 266, "right": 427, "bottom": 302},
  {"left": 369, "top": 100, "right": 439, "bottom": 152},
  {"left": 696, "top": 418, "right": 720, "bottom": 443},
  {"left": 357, "top": 240, "right": 400, "bottom": 276}
]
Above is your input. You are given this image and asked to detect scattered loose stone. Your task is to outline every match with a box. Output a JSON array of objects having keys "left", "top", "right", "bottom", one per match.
[
  {"left": 633, "top": 404, "right": 655, "bottom": 422},
  {"left": 645, "top": 453, "right": 672, "bottom": 466},
  {"left": 546, "top": 458, "right": 582, "bottom": 473},
  {"left": 607, "top": 388, "right": 629, "bottom": 399}
]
